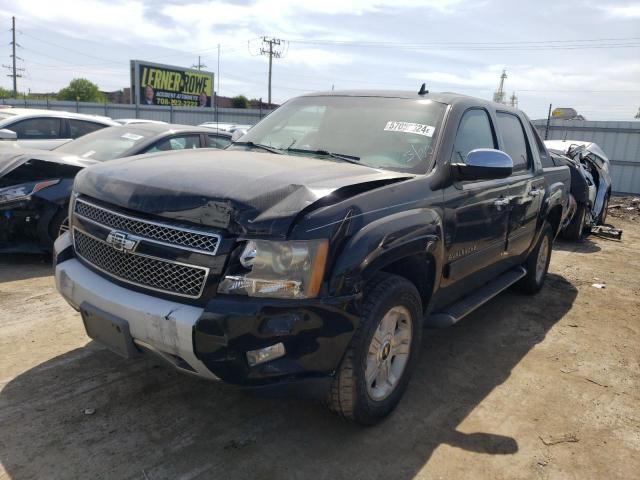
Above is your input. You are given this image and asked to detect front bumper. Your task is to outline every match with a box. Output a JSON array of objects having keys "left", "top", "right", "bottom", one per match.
[{"left": 54, "top": 233, "right": 361, "bottom": 396}]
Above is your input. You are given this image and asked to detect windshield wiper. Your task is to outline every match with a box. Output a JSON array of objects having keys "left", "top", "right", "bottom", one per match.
[
  {"left": 234, "top": 141, "right": 283, "bottom": 155},
  {"left": 286, "top": 148, "right": 361, "bottom": 165}
]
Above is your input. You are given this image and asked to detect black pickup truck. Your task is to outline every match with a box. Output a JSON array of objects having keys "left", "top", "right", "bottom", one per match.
[{"left": 54, "top": 90, "right": 570, "bottom": 424}]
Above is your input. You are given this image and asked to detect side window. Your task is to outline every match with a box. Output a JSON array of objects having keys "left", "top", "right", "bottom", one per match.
[
  {"left": 69, "top": 120, "right": 106, "bottom": 139},
  {"left": 529, "top": 122, "right": 553, "bottom": 168},
  {"left": 496, "top": 112, "right": 531, "bottom": 172},
  {"left": 208, "top": 135, "right": 231, "bottom": 149},
  {"left": 452, "top": 109, "right": 496, "bottom": 163},
  {"left": 145, "top": 135, "right": 201, "bottom": 153},
  {"left": 9, "top": 117, "right": 62, "bottom": 139}
]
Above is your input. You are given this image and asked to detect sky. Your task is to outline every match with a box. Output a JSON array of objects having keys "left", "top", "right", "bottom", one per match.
[{"left": 0, "top": 0, "right": 638, "bottom": 120}]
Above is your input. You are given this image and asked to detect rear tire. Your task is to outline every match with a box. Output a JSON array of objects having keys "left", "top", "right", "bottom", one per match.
[
  {"left": 562, "top": 202, "right": 586, "bottom": 241},
  {"left": 597, "top": 192, "right": 610, "bottom": 225},
  {"left": 516, "top": 222, "right": 553, "bottom": 294},
  {"left": 326, "top": 273, "right": 422, "bottom": 425}
]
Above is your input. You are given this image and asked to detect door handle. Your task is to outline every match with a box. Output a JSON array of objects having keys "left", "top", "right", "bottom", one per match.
[
  {"left": 529, "top": 188, "right": 542, "bottom": 197},
  {"left": 494, "top": 197, "right": 510, "bottom": 210}
]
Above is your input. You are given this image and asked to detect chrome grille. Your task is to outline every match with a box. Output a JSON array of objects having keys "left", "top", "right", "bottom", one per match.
[
  {"left": 74, "top": 198, "right": 220, "bottom": 254},
  {"left": 73, "top": 229, "right": 208, "bottom": 298}
]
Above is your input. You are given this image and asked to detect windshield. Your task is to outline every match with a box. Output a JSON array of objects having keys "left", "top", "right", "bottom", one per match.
[
  {"left": 54, "top": 126, "right": 155, "bottom": 160},
  {"left": 232, "top": 95, "right": 447, "bottom": 173}
]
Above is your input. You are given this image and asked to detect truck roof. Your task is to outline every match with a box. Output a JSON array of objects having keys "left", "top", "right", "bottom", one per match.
[{"left": 299, "top": 89, "right": 522, "bottom": 113}]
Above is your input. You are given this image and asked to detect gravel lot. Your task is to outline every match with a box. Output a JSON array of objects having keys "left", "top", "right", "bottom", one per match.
[{"left": 1, "top": 219, "right": 639, "bottom": 480}]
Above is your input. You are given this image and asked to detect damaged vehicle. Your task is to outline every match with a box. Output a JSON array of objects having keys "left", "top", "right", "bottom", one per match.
[
  {"left": 0, "top": 123, "right": 232, "bottom": 253},
  {"left": 545, "top": 140, "right": 612, "bottom": 240},
  {"left": 54, "top": 90, "right": 570, "bottom": 424}
]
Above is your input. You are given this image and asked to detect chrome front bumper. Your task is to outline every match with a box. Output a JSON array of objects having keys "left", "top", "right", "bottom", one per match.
[{"left": 54, "top": 232, "right": 217, "bottom": 380}]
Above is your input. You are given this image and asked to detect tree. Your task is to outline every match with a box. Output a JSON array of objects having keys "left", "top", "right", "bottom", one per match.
[
  {"left": 231, "top": 95, "right": 249, "bottom": 109},
  {"left": 0, "top": 86, "right": 12, "bottom": 99},
  {"left": 58, "top": 78, "right": 105, "bottom": 102}
]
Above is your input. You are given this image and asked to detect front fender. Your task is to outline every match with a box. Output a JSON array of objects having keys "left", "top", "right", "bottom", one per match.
[{"left": 329, "top": 208, "right": 443, "bottom": 296}]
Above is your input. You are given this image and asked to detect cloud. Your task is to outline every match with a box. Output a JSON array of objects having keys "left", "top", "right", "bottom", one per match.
[{"left": 599, "top": 3, "right": 640, "bottom": 18}]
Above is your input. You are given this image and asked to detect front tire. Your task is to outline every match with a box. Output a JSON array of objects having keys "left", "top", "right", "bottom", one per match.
[
  {"left": 327, "top": 274, "right": 422, "bottom": 425},
  {"left": 516, "top": 222, "right": 553, "bottom": 294}
]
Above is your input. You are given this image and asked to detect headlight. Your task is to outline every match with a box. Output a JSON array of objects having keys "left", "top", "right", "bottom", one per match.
[
  {"left": 0, "top": 179, "right": 60, "bottom": 204},
  {"left": 218, "top": 239, "right": 328, "bottom": 299}
]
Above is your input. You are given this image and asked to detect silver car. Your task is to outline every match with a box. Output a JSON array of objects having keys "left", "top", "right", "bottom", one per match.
[{"left": 0, "top": 108, "right": 118, "bottom": 150}]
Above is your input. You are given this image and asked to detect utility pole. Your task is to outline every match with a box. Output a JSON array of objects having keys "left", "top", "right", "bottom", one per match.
[
  {"left": 492, "top": 69, "right": 507, "bottom": 104},
  {"left": 259, "top": 37, "right": 284, "bottom": 108},
  {"left": 509, "top": 92, "right": 518, "bottom": 108},
  {"left": 192, "top": 56, "right": 207, "bottom": 71},
  {"left": 2, "top": 17, "right": 24, "bottom": 98}
]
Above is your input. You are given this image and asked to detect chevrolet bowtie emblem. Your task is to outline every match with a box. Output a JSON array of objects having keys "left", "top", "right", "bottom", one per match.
[{"left": 106, "top": 230, "right": 139, "bottom": 253}]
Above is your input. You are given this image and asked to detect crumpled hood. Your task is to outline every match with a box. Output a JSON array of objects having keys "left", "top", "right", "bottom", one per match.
[
  {"left": 0, "top": 149, "right": 98, "bottom": 178},
  {"left": 74, "top": 149, "right": 412, "bottom": 236}
]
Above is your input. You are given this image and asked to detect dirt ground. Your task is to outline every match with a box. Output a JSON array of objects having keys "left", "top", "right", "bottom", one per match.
[{"left": 1, "top": 220, "right": 638, "bottom": 480}]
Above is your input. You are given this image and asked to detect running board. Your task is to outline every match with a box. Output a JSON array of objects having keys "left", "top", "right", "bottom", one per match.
[{"left": 426, "top": 266, "right": 527, "bottom": 328}]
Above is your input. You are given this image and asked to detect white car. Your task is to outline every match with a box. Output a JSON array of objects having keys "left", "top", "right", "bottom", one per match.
[
  {"left": 0, "top": 108, "right": 118, "bottom": 150},
  {"left": 113, "top": 118, "right": 168, "bottom": 125}
]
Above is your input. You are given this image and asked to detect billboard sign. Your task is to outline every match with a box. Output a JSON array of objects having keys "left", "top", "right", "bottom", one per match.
[{"left": 130, "top": 60, "right": 214, "bottom": 107}]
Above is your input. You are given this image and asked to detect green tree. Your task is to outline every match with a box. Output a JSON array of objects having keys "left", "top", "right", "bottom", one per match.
[
  {"left": 231, "top": 95, "right": 249, "bottom": 109},
  {"left": 0, "top": 86, "right": 12, "bottom": 99},
  {"left": 58, "top": 78, "right": 105, "bottom": 102}
]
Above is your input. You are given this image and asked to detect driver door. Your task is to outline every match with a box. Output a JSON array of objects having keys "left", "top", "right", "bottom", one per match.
[{"left": 437, "top": 108, "right": 512, "bottom": 307}]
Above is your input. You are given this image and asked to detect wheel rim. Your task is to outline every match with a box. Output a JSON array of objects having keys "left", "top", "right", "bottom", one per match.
[
  {"left": 365, "top": 305, "right": 412, "bottom": 401},
  {"left": 58, "top": 217, "right": 70, "bottom": 237},
  {"left": 535, "top": 235, "right": 550, "bottom": 284}
]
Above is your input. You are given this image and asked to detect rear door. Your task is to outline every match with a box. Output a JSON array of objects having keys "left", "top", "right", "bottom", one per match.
[{"left": 495, "top": 112, "right": 543, "bottom": 258}]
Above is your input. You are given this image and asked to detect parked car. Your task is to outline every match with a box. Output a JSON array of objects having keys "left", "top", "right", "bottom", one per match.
[
  {"left": 0, "top": 123, "right": 232, "bottom": 252},
  {"left": 0, "top": 108, "right": 118, "bottom": 150},
  {"left": 113, "top": 118, "right": 168, "bottom": 125},
  {"left": 545, "top": 140, "right": 612, "bottom": 240},
  {"left": 54, "top": 90, "right": 570, "bottom": 424},
  {"left": 199, "top": 122, "right": 252, "bottom": 134}
]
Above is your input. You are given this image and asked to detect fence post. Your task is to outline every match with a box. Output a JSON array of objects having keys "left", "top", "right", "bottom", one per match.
[
  {"left": 170, "top": 103, "right": 174, "bottom": 123},
  {"left": 46, "top": 98, "right": 49, "bottom": 110},
  {"left": 259, "top": 98, "right": 262, "bottom": 119},
  {"left": 76, "top": 97, "right": 80, "bottom": 113},
  {"left": 135, "top": 102, "right": 139, "bottom": 119},
  {"left": 104, "top": 98, "right": 108, "bottom": 117}
]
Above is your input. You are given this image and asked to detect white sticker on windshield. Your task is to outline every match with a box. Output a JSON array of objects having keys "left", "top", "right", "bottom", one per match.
[
  {"left": 121, "top": 133, "right": 143, "bottom": 141},
  {"left": 384, "top": 121, "right": 435, "bottom": 137}
]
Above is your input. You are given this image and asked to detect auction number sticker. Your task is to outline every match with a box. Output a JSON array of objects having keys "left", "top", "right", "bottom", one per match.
[{"left": 384, "top": 121, "right": 435, "bottom": 137}]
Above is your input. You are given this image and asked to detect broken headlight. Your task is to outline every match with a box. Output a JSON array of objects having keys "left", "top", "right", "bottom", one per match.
[
  {"left": 0, "top": 179, "right": 60, "bottom": 204},
  {"left": 218, "top": 239, "right": 328, "bottom": 299}
]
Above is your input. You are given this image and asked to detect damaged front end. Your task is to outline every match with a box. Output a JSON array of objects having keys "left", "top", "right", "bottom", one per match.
[{"left": 0, "top": 156, "right": 83, "bottom": 252}]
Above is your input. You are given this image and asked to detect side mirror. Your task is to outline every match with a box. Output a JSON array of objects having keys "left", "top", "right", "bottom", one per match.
[
  {"left": 452, "top": 148, "right": 513, "bottom": 181},
  {"left": 0, "top": 128, "right": 17, "bottom": 140}
]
